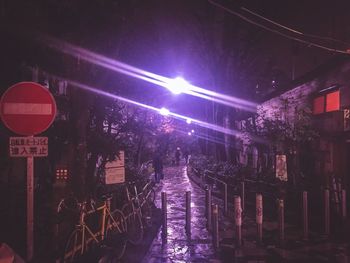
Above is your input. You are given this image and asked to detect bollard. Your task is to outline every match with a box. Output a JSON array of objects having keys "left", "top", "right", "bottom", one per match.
[
  {"left": 256, "top": 194, "right": 263, "bottom": 244},
  {"left": 212, "top": 204, "right": 219, "bottom": 249},
  {"left": 324, "top": 189, "right": 330, "bottom": 236},
  {"left": 186, "top": 191, "right": 191, "bottom": 234},
  {"left": 302, "top": 191, "right": 309, "bottom": 240},
  {"left": 278, "top": 199, "right": 285, "bottom": 244},
  {"left": 161, "top": 192, "right": 167, "bottom": 238},
  {"left": 234, "top": 196, "right": 242, "bottom": 247},
  {"left": 206, "top": 187, "right": 212, "bottom": 231},
  {"left": 224, "top": 184, "right": 228, "bottom": 215},
  {"left": 342, "top": 189, "right": 347, "bottom": 221},
  {"left": 241, "top": 181, "right": 245, "bottom": 211}
]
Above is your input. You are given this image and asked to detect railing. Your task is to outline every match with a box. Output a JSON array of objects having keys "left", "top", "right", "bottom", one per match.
[{"left": 203, "top": 170, "right": 229, "bottom": 215}]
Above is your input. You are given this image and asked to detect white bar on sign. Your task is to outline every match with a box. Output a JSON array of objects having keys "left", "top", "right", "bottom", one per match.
[{"left": 3, "top": 103, "right": 52, "bottom": 115}]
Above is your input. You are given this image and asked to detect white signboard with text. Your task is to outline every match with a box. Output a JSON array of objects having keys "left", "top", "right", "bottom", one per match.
[
  {"left": 105, "top": 151, "right": 125, "bottom": 184},
  {"left": 9, "top": 137, "right": 48, "bottom": 157}
]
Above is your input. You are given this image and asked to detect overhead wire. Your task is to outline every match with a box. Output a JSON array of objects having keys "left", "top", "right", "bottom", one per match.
[
  {"left": 241, "top": 7, "right": 350, "bottom": 47},
  {"left": 207, "top": 0, "right": 350, "bottom": 55}
]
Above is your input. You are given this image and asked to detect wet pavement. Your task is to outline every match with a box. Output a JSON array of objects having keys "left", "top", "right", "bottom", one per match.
[
  {"left": 142, "top": 164, "right": 350, "bottom": 263},
  {"left": 142, "top": 164, "right": 221, "bottom": 263}
]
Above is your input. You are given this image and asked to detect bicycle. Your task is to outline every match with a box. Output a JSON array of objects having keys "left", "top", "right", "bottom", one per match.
[
  {"left": 60, "top": 195, "right": 127, "bottom": 263},
  {"left": 121, "top": 180, "right": 155, "bottom": 245}
]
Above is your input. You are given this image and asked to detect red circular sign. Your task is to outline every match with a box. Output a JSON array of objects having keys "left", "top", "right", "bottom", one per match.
[{"left": 0, "top": 82, "right": 57, "bottom": 135}]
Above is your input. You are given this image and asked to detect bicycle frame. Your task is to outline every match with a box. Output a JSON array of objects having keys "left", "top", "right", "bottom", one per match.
[
  {"left": 64, "top": 202, "right": 100, "bottom": 259},
  {"left": 63, "top": 197, "right": 126, "bottom": 261}
]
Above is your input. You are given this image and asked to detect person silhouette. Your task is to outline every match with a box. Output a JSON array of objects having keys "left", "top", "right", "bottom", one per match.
[
  {"left": 175, "top": 147, "right": 181, "bottom": 166},
  {"left": 153, "top": 153, "right": 163, "bottom": 183},
  {"left": 183, "top": 149, "right": 189, "bottom": 164}
]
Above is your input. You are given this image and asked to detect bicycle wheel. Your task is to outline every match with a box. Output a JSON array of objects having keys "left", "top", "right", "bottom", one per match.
[
  {"left": 141, "top": 198, "right": 153, "bottom": 228},
  {"left": 62, "top": 229, "right": 84, "bottom": 263},
  {"left": 105, "top": 209, "right": 127, "bottom": 259},
  {"left": 122, "top": 203, "right": 144, "bottom": 245}
]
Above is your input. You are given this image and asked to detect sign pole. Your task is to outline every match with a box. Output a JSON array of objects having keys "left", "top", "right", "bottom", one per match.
[
  {"left": 27, "top": 157, "right": 34, "bottom": 260},
  {"left": 0, "top": 82, "right": 57, "bottom": 262},
  {"left": 27, "top": 136, "right": 34, "bottom": 261}
]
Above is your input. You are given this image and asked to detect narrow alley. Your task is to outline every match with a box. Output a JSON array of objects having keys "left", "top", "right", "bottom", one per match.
[{"left": 142, "top": 164, "right": 221, "bottom": 263}]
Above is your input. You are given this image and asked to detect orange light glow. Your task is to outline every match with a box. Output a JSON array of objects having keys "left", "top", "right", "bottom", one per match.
[{"left": 326, "top": 90, "right": 340, "bottom": 112}]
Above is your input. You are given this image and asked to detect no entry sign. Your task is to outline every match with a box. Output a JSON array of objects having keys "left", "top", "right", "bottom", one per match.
[{"left": 0, "top": 82, "right": 57, "bottom": 135}]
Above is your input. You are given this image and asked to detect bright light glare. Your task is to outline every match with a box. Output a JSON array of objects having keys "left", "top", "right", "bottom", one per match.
[
  {"left": 39, "top": 72, "right": 266, "bottom": 144},
  {"left": 191, "top": 129, "right": 195, "bottom": 133},
  {"left": 159, "top": 107, "right": 170, "bottom": 116},
  {"left": 188, "top": 132, "right": 192, "bottom": 136},
  {"left": 42, "top": 36, "right": 257, "bottom": 112},
  {"left": 166, "top": 77, "right": 191, "bottom": 95},
  {"left": 186, "top": 118, "right": 192, "bottom": 124}
]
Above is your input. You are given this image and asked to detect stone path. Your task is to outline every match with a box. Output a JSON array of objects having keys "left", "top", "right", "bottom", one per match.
[
  {"left": 142, "top": 164, "right": 350, "bottom": 263},
  {"left": 142, "top": 165, "right": 221, "bottom": 263}
]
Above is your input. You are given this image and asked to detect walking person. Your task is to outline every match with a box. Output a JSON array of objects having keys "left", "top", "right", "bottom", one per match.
[
  {"left": 183, "top": 149, "right": 189, "bottom": 164},
  {"left": 175, "top": 147, "right": 181, "bottom": 166},
  {"left": 153, "top": 153, "right": 163, "bottom": 183}
]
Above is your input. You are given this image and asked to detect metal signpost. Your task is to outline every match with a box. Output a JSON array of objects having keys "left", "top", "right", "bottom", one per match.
[{"left": 0, "top": 82, "right": 57, "bottom": 261}]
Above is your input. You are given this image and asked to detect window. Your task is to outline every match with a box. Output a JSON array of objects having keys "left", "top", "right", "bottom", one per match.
[
  {"left": 313, "top": 96, "right": 325, "bottom": 114},
  {"left": 326, "top": 90, "right": 340, "bottom": 112},
  {"left": 313, "top": 90, "right": 340, "bottom": 114}
]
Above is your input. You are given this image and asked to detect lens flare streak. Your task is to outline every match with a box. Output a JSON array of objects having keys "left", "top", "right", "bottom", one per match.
[
  {"left": 41, "top": 35, "right": 257, "bottom": 112},
  {"left": 62, "top": 78, "right": 263, "bottom": 142}
]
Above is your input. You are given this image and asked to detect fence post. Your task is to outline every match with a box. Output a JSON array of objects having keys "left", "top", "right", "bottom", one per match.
[
  {"left": 212, "top": 204, "right": 219, "bottom": 249},
  {"left": 206, "top": 187, "right": 212, "bottom": 231},
  {"left": 234, "top": 196, "right": 242, "bottom": 247},
  {"left": 342, "top": 189, "right": 347, "bottom": 221},
  {"left": 256, "top": 193, "right": 263, "bottom": 244},
  {"left": 278, "top": 199, "right": 285, "bottom": 245},
  {"left": 241, "top": 181, "right": 245, "bottom": 211},
  {"left": 224, "top": 184, "right": 228, "bottom": 215},
  {"left": 161, "top": 192, "right": 167, "bottom": 238},
  {"left": 302, "top": 191, "right": 309, "bottom": 240},
  {"left": 186, "top": 191, "right": 191, "bottom": 234},
  {"left": 324, "top": 189, "right": 330, "bottom": 236}
]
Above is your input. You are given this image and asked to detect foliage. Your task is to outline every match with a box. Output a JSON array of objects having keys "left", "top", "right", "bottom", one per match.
[
  {"left": 189, "top": 154, "right": 247, "bottom": 185},
  {"left": 244, "top": 97, "right": 319, "bottom": 153}
]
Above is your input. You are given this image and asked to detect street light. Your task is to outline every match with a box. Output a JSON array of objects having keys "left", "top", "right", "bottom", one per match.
[
  {"left": 166, "top": 77, "right": 191, "bottom": 95},
  {"left": 159, "top": 107, "right": 170, "bottom": 116}
]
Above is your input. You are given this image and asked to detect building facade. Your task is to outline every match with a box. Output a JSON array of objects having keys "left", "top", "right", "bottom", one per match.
[{"left": 238, "top": 56, "right": 350, "bottom": 190}]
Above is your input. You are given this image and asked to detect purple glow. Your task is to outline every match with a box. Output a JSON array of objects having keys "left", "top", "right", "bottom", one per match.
[
  {"left": 159, "top": 107, "right": 170, "bottom": 116},
  {"left": 186, "top": 118, "right": 192, "bottom": 124},
  {"left": 191, "top": 129, "right": 194, "bottom": 133},
  {"left": 188, "top": 132, "right": 192, "bottom": 136},
  {"left": 41, "top": 36, "right": 257, "bottom": 112},
  {"left": 39, "top": 70, "right": 265, "bottom": 144},
  {"left": 165, "top": 77, "right": 191, "bottom": 95}
]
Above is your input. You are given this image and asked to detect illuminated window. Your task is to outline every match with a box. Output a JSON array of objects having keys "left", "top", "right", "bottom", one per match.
[
  {"left": 326, "top": 90, "right": 340, "bottom": 112},
  {"left": 313, "top": 90, "right": 340, "bottom": 115},
  {"left": 313, "top": 96, "right": 325, "bottom": 114}
]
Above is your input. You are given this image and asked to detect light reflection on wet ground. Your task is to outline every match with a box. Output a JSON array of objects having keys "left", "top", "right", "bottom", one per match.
[{"left": 142, "top": 165, "right": 220, "bottom": 263}]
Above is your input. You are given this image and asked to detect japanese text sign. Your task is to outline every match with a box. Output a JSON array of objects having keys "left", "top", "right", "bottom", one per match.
[{"left": 9, "top": 137, "right": 48, "bottom": 157}]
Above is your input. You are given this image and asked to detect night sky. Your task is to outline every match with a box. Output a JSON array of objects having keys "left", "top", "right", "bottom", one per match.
[{"left": 1, "top": 0, "right": 350, "bottom": 119}]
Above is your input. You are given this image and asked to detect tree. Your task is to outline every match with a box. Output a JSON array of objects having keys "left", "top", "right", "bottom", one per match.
[{"left": 242, "top": 96, "right": 319, "bottom": 184}]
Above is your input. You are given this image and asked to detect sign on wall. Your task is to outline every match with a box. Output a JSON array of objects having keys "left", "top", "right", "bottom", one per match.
[
  {"left": 105, "top": 151, "right": 125, "bottom": 184},
  {"left": 276, "top": 154, "right": 288, "bottom": 181}
]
